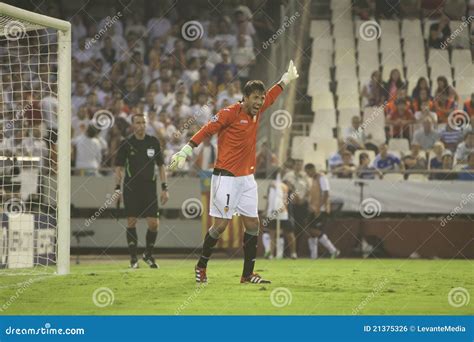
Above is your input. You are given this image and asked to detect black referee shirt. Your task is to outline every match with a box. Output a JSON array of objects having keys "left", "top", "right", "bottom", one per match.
[{"left": 116, "top": 134, "right": 164, "bottom": 185}]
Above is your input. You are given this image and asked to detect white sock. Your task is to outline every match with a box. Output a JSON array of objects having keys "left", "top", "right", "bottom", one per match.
[
  {"left": 277, "top": 237, "right": 284, "bottom": 258},
  {"left": 308, "top": 238, "right": 318, "bottom": 259},
  {"left": 262, "top": 232, "right": 271, "bottom": 253},
  {"left": 319, "top": 234, "right": 337, "bottom": 254}
]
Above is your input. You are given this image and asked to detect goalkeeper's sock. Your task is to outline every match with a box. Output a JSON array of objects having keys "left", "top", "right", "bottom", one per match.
[
  {"left": 197, "top": 230, "right": 219, "bottom": 268},
  {"left": 319, "top": 234, "right": 337, "bottom": 254},
  {"left": 242, "top": 231, "right": 258, "bottom": 278},
  {"left": 144, "top": 229, "right": 158, "bottom": 256},
  {"left": 126, "top": 227, "right": 138, "bottom": 261}
]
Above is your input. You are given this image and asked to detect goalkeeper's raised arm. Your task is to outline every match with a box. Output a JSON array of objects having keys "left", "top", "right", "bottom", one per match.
[{"left": 168, "top": 60, "right": 299, "bottom": 173}]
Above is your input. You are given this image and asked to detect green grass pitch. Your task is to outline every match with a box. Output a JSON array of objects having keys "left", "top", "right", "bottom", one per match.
[{"left": 0, "top": 259, "right": 472, "bottom": 315}]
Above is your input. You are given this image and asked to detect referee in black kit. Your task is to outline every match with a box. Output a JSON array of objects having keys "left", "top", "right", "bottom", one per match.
[{"left": 115, "top": 114, "right": 169, "bottom": 268}]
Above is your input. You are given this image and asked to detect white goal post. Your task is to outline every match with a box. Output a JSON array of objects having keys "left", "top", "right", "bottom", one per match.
[{"left": 0, "top": 3, "right": 71, "bottom": 275}]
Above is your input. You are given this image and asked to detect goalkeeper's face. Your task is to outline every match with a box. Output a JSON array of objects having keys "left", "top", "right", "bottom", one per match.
[{"left": 244, "top": 91, "right": 265, "bottom": 116}]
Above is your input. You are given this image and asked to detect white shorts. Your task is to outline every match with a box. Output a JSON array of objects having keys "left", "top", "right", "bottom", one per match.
[{"left": 209, "top": 174, "right": 258, "bottom": 219}]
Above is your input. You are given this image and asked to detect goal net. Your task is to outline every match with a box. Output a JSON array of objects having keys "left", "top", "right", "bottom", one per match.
[{"left": 0, "top": 3, "right": 70, "bottom": 275}]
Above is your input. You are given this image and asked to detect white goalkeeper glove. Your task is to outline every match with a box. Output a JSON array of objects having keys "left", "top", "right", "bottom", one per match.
[
  {"left": 169, "top": 144, "right": 193, "bottom": 170},
  {"left": 279, "top": 59, "right": 299, "bottom": 86}
]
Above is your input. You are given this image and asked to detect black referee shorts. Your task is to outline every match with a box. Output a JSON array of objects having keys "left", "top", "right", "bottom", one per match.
[
  {"left": 123, "top": 182, "right": 159, "bottom": 218},
  {"left": 307, "top": 212, "right": 329, "bottom": 233}
]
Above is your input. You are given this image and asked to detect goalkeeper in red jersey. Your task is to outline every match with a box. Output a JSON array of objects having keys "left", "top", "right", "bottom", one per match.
[{"left": 169, "top": 61, "right": 299, "bottom": 284}]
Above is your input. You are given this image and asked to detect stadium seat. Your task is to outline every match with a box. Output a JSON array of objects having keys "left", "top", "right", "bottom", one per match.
[
  {"left": 353, "top": 149, "right": 376, "bottom": 166},
  {"left": 311, "top": 93, "right": 335, "bottom": 111},
  {"left": 380, "top": 20, "right": 399, "bottom": 36},
  {"left": 452, "top": 50, "right": 472, "bottom": 69},
  {"left": 388, "top": 138, "right": 410, "bottom": 152},
  {"left": 314, "top": 138, "right": 338, "bottom": 159},
  {"left": 454, "top": 78, "right": 474, "bottom": 100},
  {"left": 336, "top": 81, "right": 359, "bottom": 97},
  {"left": 454, "top": 65, "right": 474, "bottom": 81},
  {"left": 357, "top": 38, "right": 378, "bottom": 56},
  {"left": 362, "top": 106, "right": 386, "bottom": 145},
  {"left": 303, "top": 149, "right": 327, "bottom": 171},
  {"left": 449, "top": 21, "right": 470, "bottom": 49},
  {"left": 311, "top": 38, "right": 334, "bottom": 52},
  {"left": 310, "top": 20, "right": 331, "bottom": 39},
  {"left": 428, "top": 48, "right": 450, "bottom": 67},
  {"left": 334, "top": 50, "right": 357, "bottom": 66},
  {"left": 401, "top": 19, "right": 422, "bottom": 39},
  {"left": 407, "top": 174, "right": 429, "bottom": 181},
  {"left": 338, "top": 108, "right": 360, "bottom": 129},
  {"left": 337, "top": 94, "right": 360, "bottom": 110},
  {"left": 333, "top": 21, "right": 354, "bottom": 39},
  {"left": 335, "top": 38, "right": 356, "bottom": 51},
  {"left": 291, "top": 136, "right": 312, "bottom": 159}
]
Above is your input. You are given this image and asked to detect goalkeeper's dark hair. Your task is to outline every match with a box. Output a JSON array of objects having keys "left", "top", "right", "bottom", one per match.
[{"left": 243, "top": 80, "right": 265, "bottom": 97}]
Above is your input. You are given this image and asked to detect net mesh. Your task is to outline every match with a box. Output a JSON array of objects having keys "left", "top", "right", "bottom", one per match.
[{"left": 0, "top": 16, "right": 59, "bottom": 274}]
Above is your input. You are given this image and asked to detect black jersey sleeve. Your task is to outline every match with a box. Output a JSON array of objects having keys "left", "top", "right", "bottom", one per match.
[
  {"left": 115, "top": 138, "right": 128, "bottom": 167},
  {"left": 153, "top": 137, "right": 165, "bottom": 167}
]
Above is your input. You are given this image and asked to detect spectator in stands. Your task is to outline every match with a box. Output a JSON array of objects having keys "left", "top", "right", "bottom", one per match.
[
  {"left": 333, "top": 151, "right": 356, "bottom": 178},
  {"left": 154, "top": 79, "right": 175, "bottom": 109},
  {"left": 440, "top": 123, "right": 464, "bottom": 153},
  {"left": 402, "top": 143, "right": 427, "bottom": 175},
  {"left": 434, "top": 76, "right": 460, "bottom": 104},
  {"left": 455, "top": 132, "right": 474, "bottom": 164},
  {"left": 72, "top": 105, "right": 90, "bottom": 138},
  {"left": 463, "top": 93, "right": 474, "bottom": 117},
  {"left": 413, "top": 87, "right": 434, "bottom": 113},
  {"left": 412, "top": 119, "right": 440, "bottom": 150},
  {"left": 387, "top": 98, "right": 415, "bottom": 139},
  {"left": 385, "top": 87, "right": 411, "bottom": 116},
  {"left": 72, "top": 125, "right": 107, "bottom": 176},
  {"left": 361, "top": 70, "right": 385, "bottom": 107},
  {"left": 343, "top": 115, "right": 377, "bottom": 153},
  {"left": 431, "top": 150, "right": 457, "bottom": 180},
  {"left": 458, "top": 152, "right": 474, "bottom": 181},
  {"left": 372, "top": 143, "right": 404, "bottom": 172},
  {"left": 191, "top": 67, "right": 217, "bottom": 100},
  {"left": 192, "top": 136, "right": 216, "bottom": 174},
  {"left": 433, "top": 92, "right": 455, "bottom": 124},
  {"left": 384, "top": 69, "right": 405, "bottom": 101},
  {"left": 191, "top": 92, "right": 213, "bottom": 126},
  {"left": 255, "top": 142, "right": 278, "bottom": 178},
  {"left": 22, "top": 127, "right": 48, "bottom": 167},
  {"left": 212, "top": 49, "right": 237, "bottom": 86},
  {"left": 328, "top": 140, "right": 349, "bottom": 171},
  {"left": 100, "top": 36, "right": 116, "bottom": 66},
  {"left": 411, "top": 77, "right": 431, "bottom": 101},
  {"left": 232, "top": 33, "right": 256, "bottom": 86},
  {"left": 353, "top": 0, "right": 375, "bottom": 20},
  {"left": 428, "top": 15, "right": 451, "bottom": 49},
  {"left": 414, "top": 104, "right": 438, "bottom": 127},
  {"left": 429, "top": 141, "right": 445, "bottom": 172},
  {"left": 72, "top": 82, "right": 88, "bottom": 114},
  {"left": 356, "top": 152, "right": 381, "bottom": 179}
]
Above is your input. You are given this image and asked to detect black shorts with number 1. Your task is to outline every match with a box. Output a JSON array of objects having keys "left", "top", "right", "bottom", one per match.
[{"left": 123, "top": 181, "right": 159, "bottom": 218}]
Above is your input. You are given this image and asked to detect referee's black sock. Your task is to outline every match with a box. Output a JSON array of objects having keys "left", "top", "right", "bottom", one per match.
[
  {"left": 145, "top": 229, "right": 158, "bottom": 256},
  {"left": 126, "top": 227, "right": 138, "bottom": 261},
  {"left": 197, "top": 232, "right": 219, "bottom": 268},
  {"left": 242, "top": 232, "right": 258, "bottom": 278}
]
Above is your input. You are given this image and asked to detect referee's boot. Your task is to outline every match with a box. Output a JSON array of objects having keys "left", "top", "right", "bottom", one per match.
[{"left": 142, "top": 253, "right": 159, "bottom": 269}]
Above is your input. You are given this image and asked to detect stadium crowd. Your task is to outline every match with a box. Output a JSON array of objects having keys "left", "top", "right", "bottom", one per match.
[{"left": 0, "top": 0, "right": 472, "bottom": 183}]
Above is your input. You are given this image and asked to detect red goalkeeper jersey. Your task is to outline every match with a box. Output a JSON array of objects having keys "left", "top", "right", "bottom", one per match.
[{"left": 190, "top": 84, "right": 283, "bottom": 176}]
